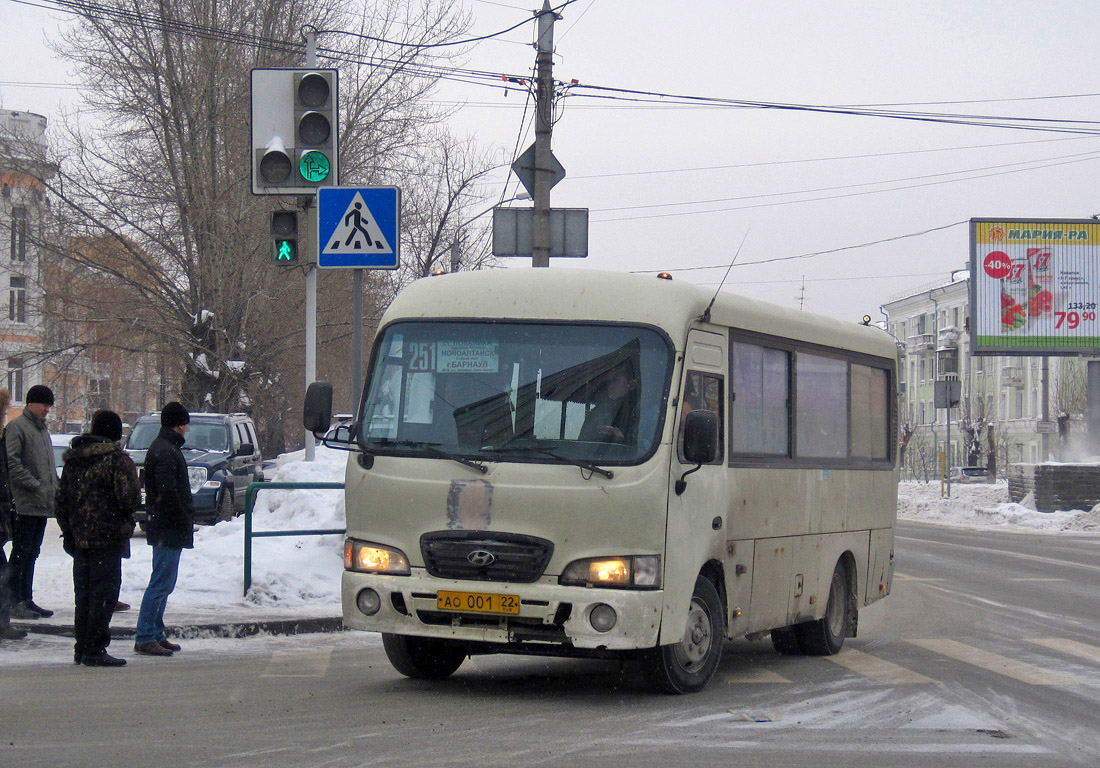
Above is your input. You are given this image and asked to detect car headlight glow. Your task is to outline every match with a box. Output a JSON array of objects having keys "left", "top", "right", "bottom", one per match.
[
  {"left": 559, "top": 555, "right": 661, "bottom": 589},
  {"left": 343, "top": 539, "right": 411, "bottom": 575},
  {"left": 187, "top": 466, "right": 208, "bottom": 494}
]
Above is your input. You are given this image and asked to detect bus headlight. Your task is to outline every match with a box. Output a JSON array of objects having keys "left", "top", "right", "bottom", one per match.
[
  {"left": 343, "top": 539, "right": 411, "bottom": 575},
  {"left": 559, "top": 555, "right": 661, "bottom": 589}
]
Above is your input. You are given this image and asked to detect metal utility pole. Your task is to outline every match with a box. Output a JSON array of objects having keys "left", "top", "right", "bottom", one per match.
[
  {"left": 532, "top": 1, "right": 558, "bottom": 268},
  {"left": 353, "top": 269, "right": 364, "bottom": 399},
  {"left": 1041, "top": 355, "right": 1050, "bottom": 460},
  {"left": 304, "top": 27, "right": 318, "bottom": 461}
]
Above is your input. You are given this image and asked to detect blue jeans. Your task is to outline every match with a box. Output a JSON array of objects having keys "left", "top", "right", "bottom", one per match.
[{"left": 136, "top": 546, "right": 182, "bottom": 644}]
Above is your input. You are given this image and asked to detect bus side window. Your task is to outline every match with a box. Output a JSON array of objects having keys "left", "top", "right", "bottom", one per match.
[{"left": 679, "top": 371, "right": 723, "bottom": 463}]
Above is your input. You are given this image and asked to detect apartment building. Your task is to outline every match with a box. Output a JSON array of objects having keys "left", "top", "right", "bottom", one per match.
[
  {"left": 883, "top": 271, "right": 1080, "bottom": 477},
  {"left": 2, "top": 108, "right": 174, "bottom": 432}
]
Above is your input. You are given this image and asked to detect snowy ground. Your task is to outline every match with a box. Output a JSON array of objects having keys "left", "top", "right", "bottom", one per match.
[
  {"left": 4, "top": 454, "right": 1099, "bottom": 666},
  {"left": 9, "top": 445, "right": 350, "bottom": 633},
  {"left": 898, "top": 479, "right": 1100, "bottom": 534}
]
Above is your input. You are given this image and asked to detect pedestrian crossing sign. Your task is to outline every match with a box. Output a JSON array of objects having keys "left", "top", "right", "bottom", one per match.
[{"left": 317, "top": 187, "right": 401, "bottom": 269}]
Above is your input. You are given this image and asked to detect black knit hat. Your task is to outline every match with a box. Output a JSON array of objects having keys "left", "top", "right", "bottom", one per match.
[
  {"left": 161, "top": 401, "right": 190, "bottom": 429},
  {"left": 90, "top": 409, "right": 123, "bottom": 442},
  {"left": 26, "top": 384, "right": 54, "bottom": 406}
]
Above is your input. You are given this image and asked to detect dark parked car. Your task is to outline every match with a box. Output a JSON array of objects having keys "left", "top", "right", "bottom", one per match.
[{"left": 124, "top": 412, "right": 264, "bottom": 525}]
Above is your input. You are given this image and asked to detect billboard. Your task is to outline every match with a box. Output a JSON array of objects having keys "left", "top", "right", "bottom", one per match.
[{"left": 970, "top": 218, "right": 1100, "bottom": 355}]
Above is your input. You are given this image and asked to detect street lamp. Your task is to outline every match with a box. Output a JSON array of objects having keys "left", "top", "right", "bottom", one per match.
[{"left": 449, "top": 192, "right": 531, "bottom": 272}]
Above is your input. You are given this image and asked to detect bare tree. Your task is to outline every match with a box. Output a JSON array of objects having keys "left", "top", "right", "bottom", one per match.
[{"left": 26, "top": 0, "right": 497, "bottom": 451}]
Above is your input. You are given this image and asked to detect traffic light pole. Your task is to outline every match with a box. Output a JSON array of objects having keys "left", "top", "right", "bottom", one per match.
[{"left": 304, "top": 27, "right": 318, "bottom": 461}]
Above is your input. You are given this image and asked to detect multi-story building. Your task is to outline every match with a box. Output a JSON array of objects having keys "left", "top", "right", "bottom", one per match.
[
  {"left": 2, "top": 109, "right": 176, "bottom": 433},
  {"left": 0, "top": 109, "right": 52, "bottom": 427},
  {"left": 883, "top": 271, "right": 1082, "bottom": 478}
]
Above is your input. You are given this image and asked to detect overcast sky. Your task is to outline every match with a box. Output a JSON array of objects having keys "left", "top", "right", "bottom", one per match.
[{"left": 4, "top": 0, "right": 1100, "bottom": 322}]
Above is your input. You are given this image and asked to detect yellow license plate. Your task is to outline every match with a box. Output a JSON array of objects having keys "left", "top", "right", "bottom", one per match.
[{"left": 437, "top": 590, "right": 520, "bottom": 615}]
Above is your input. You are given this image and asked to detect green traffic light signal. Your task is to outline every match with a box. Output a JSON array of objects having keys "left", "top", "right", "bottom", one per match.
[
  {"left": 270, "top": 210, "right": 299, "bottom": 265},
  {"left": 298, "top": 150, "right": 330, "bottom": 183},
  {"left": 276, "top": 239, "right": 297, "bottom": 262}
]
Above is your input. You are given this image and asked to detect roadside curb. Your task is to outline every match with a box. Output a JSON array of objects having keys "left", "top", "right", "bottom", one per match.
[{"left": 12, "top": 616, "right": 345, "bottom": 640}]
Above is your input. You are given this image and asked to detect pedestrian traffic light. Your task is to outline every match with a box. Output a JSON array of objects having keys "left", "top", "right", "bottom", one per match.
[
  {"left": 271, "top": 210, "right": 298, "bottom": 264},
  {"left": 251, "top": 68, "right": 339, "bottom": 195}
]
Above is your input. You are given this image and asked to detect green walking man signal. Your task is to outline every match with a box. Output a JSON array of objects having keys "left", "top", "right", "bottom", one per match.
[{"left": 270, "top": 210, "right": 299, "bottom": 265}]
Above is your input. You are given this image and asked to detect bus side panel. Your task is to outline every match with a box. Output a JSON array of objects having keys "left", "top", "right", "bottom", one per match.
[
  {"left": 748, "top": 540, "right": 793, "bottom": 631},
  {"left": 723, "top": 539, "right": 755, "bottom": 637},
  {"left": 812, "top": 470, "right": 851, "bottom": 535},
  {"left": 780, "top": 532, "right": 868, "bottom": 627},
  {"left": 866, "top": 527, "right": 895, "bottom": 605},
  {"left": 786, "top": 535, "right": 821, "bottom": 624}
]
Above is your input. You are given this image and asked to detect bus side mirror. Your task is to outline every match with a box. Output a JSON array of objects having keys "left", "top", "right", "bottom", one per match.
[
  {"left": 683, "top": 410, "right": 718, "bottom": 465},
  {"left": 677, "top": 410, "right": 718, "bottom": 496},
  {"left": 304, "top": 381, "right": 334, "bottom": 436}
]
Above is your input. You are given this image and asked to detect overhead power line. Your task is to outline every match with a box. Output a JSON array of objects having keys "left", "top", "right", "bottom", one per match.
[
  {"left": 630, "top": 221, "right": 969, "bottom": 275},
  {"left": 566, "top": 83, "right": 1100, "bottom": 136},
  {"left": 594, "top": 149, "right": 1100, "bottom": 214},
  {"left": 594, "top": 151, "right": 1100, "bottom": 222}
]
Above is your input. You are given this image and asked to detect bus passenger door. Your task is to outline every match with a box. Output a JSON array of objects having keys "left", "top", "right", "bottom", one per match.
[{"left": 663, "top": 330, "right": 730, "bottom": 646}]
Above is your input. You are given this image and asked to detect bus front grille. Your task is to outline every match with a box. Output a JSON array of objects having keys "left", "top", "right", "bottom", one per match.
[{"left": 420, "top": 530, "right": 554, "bottom": 583}]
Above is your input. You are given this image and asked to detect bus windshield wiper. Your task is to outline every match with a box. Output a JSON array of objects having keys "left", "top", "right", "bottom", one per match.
[
  {"left": 481, "top": 441, "right": 613, "bottom": 480},
  {"left": 371, "top": 439, "right": 487, "bottom": 474}
]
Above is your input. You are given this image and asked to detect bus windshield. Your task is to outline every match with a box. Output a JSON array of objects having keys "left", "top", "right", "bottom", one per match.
[{"left": 359, "top": 321, "right": 672, "bottom": 465}]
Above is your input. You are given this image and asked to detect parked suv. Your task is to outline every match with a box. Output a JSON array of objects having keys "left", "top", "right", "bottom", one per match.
[{"left": 125, "top": 412, "right": 264, "bottom": 525}]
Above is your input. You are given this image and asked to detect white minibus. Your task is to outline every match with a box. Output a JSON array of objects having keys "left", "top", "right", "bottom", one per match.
[{"left": 306, "top": 268, "right": 898, "bottom": 693}]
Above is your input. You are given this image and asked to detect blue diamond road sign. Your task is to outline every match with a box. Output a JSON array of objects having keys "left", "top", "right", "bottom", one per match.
[{"left": 317, "top": 187, "right": 400, "bottom": 269}]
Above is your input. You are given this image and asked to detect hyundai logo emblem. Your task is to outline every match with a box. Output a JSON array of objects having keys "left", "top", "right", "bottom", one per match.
[{"left": 468, "top": 550, "right": 496, "bottom": 567}]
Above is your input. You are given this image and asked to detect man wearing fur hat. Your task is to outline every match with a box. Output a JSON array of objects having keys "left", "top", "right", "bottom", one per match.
[
  {"left": 134, "top": 401, "right": 193, "bottom": 657},
  {"left": 56, "top": 410, "right": 140, "bottom": 667},
  {"left": 5, "top": 384, "right": 58, "bottom": 620}
]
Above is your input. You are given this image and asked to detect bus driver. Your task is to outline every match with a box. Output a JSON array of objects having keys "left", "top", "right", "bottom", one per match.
[{"left": 579, "top": 367, "right": 638, "bottom": 444}]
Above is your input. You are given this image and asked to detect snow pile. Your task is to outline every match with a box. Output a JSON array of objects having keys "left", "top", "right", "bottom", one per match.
[
  {"left": 28, "top": 446, "right": 350, "bottom": 625},
  {"left": 899, "top": 481, "right": 1100, "bottom": 533}
]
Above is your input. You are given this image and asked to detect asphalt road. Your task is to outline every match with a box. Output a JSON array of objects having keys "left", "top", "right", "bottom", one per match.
[{"left": 2, "top": 520, "right": 1099, "bottom": 768}]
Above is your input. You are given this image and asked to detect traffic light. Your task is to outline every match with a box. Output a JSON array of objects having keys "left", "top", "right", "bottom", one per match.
[
  {"left": 294, "top": 71, "right": 335, "bottom": 186},
  {"left": 251, "top": 68, "right": 339, "bottom": 195},
  {"left": 271, "top": 210, "right": 298, "bottom": 264}
]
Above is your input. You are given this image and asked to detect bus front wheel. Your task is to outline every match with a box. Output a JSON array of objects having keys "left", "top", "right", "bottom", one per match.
[
  {"left": 794, "top": 560, "right": 851, "bottom": 655},
  {"left": 642, "top": 575, "right": 724, "bottom": 694},
  {"left": 381, "top": 633, "right": 467, "bottom": 680}
]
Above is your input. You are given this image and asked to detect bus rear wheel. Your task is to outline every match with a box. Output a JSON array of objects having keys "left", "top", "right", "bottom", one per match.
[
  {"left": 381, "top": 633, "right": 467, "bottom": 680},
  {"left": 794, "top": 560, "right": 850, "bottom": 655},
  {"left": 642, "top": 575, "right": 724, "bottom": 694}
]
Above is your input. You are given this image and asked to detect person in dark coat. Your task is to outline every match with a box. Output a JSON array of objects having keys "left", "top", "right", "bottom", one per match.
[
  {"left": 5, "top": 384, "right": 58, "bottom": 620},
  {"left": 0, "top": 388, "right": 28, "bottom": 642},
  {"left": 134, "top": 402, "right": 193, "bottom": 657},
  {"left": 55, "top": 410, "right": 139, "bottom": 667}
]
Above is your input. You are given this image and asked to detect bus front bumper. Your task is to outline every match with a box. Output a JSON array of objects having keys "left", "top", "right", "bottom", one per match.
[{"left": 341, "top": 570, "right": 664, "bottom": 652}]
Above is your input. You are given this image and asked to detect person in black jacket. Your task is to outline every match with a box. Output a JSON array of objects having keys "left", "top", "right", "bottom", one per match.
[
  {"left": 134, "top": 402, "right": 193, "bottom": 657},
  {"left": 56, "top": 410, "right": 139, "bottom": 667}
]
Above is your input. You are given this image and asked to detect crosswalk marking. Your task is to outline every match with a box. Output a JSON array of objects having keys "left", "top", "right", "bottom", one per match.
[
  {"left": 1008, "top": 578, "right": 1066, "bottom": 582},
  {"left": 1026, "top": 638, "right": 1100, "bottom": 665},
  {"left": 907, "top": 639, "right": 1079, "bottom": 686},
  {"left": 825, "top": 648, "right": 934, "bottom": 684},
  {"left": 893, "top": 574, "right": 945, "bottom": 582},
  {"left": 723, "top": 668, "right": 789, "bottom": 684},
  {"left": 261, "top": 647, "right": 333, "bottom": 678}
]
